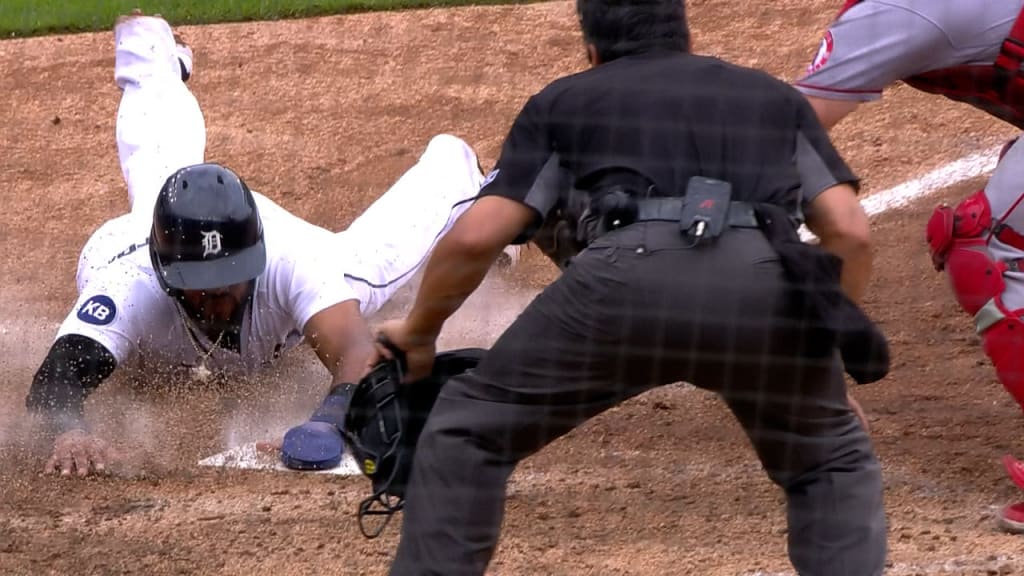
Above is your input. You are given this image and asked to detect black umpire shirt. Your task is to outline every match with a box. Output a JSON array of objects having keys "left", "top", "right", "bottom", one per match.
[{"left": 477, "top": 49, "right": 860, "bottom": 241}]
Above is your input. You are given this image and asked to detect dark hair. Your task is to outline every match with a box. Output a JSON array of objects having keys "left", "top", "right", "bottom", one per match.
[{"left": 576, "top": 0, "right": 690, "bottom": 63}]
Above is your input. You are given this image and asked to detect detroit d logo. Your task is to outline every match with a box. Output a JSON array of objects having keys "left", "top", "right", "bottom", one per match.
[{"left": 201, "top": 230, "right": 223, "bottom": 257}]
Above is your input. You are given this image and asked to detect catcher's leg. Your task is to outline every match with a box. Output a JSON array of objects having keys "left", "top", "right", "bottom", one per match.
[
  {"left": 338, "top": 134, "right": 485, "bottom": 316},
  {"left": 114, "top": 13, "right": 205, "bottom": 217},
  {"left": 973, "top": 137, "right": 1024, "bottom": 412},
  {"left": 981, "top": 310, "right": 1024, "bottom": 414}
]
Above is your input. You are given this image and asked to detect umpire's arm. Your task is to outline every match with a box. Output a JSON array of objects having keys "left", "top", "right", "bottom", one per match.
[{"left": 793, "top": 95, "right": 873, "bottom": 303}]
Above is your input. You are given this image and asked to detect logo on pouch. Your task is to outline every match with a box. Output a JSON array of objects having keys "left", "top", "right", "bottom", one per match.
[
  {"left": 807, "top": 31, "right": 834, "bottom": 74},
  {"left": 201, "top": 230, "right": 223, "bottom": 257},
  {"left": 481, "top": 169, "right": 500, "bottom": 188},
  {"left": 77, "top": 295, "right": 117, "bottom": 326}
]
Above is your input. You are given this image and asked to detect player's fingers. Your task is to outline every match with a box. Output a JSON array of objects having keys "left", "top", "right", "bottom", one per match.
[
  {"left": 59, "top": 453, "right": 75, "bottom": 477},
  {"left": 90, "top": 444, "right": 109, "bottom": 475},
  {"left": 372, "top": 340, "right": 394, "bottom": 362},
  {"left": 106, "top": 444, "right": 125, "bottom": 463},
  {"left": 375, "top": 330, "right": 397, "bottom": 351},
  {"left": 71, "top": 447, "right": 92, "bottom": 477},
  {"left": 44, "top": 453, "right": 59, "bottom": 475},
  {"left": 255, "top": 439, "right": 282, "bottom": 453}
]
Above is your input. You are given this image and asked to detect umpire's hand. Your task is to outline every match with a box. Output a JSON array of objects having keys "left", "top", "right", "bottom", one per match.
[
  {"left": 45, "top": 429, "right": 115, "bottom": 477},
  {"left": 372, "top": 320, "right": 437, "bottom": 383},
  {"left": 848, "top": 392, "right": 871, "bottom": 434}
]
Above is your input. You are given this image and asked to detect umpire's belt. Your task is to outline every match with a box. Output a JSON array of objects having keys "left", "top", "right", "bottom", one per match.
[{"left": 633, "top": 198, "right": 761, "bottom": 228}]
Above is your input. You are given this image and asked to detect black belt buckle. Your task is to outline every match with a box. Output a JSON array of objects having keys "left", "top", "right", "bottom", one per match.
[{"left": 680, "top": 176, "right": 733, "bottom": 245}]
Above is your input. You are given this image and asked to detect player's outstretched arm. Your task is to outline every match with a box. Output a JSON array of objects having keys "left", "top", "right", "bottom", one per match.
[
  {"left": 266, "top": 300, "right": 378, "bottom": 471},
  {"left": 303, "top": 299, "right": 377, "bottom": 386},
  {"left": 25, "top": 334, "right": 118, "bottom": 477}
]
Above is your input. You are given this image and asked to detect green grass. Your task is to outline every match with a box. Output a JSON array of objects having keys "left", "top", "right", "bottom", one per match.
[{"left": 0, "top": 0, "right": 540, "bottom": 38}]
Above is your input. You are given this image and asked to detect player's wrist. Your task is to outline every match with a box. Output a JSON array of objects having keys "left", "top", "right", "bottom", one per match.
[
  {"left": 45, "top": 409, "right": 88, "bottom": 436},
  {"left": 310, "top": 382, "right": 356, "bottom": 425}
]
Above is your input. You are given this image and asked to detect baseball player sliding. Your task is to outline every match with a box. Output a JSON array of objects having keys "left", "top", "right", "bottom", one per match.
[
  {"left": 795, "top": 0, "right": 1024, "bottom": 531},
  {"left": 24, "top": 11, "right": 492, "bottom": 478}
]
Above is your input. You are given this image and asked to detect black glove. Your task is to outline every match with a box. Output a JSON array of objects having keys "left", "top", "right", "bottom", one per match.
[
  {"left": 754, "top": 203, "right": 890, "bottom": 384},
  {"left": 342, "top": 347, "right": 486, "bottom": 538}
]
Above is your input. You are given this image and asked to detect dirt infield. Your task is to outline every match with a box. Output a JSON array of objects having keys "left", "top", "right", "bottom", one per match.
[{"left": 3, "top": 1, "right": 1024, "bottom": 574}]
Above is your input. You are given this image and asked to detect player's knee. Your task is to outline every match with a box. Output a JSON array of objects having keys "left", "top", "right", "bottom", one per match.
[
  {"left": 982, "top": 316, "right": 1024, "bottom": 411},
  {"left": 423, "top": 134, "right": 481, "bottom": 173},
  {"left": 426, "top": 133, "right": 469, "bottom": 151}
]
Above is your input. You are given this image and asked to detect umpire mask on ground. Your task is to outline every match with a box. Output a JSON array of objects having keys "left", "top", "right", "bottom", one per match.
[{"left": 342, "top": 346, "right": 487, "bottom": 539}]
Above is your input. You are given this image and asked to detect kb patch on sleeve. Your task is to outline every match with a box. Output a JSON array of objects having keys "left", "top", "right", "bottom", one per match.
[{"left": 77, "top": 295, "right": 117, "bottom": 326}]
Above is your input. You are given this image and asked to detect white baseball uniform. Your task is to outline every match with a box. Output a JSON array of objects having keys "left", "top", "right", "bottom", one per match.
[{"left": 55, "top": 15, "right": 483, "bottom": 377}]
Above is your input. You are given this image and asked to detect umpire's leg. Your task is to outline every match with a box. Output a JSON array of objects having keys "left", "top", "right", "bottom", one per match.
[
  {"left": 388, "top": 242, "right": 649, "bottom": 576},
  {"left": 720, "top": 342, "right": 887, "bottom": 575},
  {"left": 388, "top": 224, "right": 887, "bottom": 575}
]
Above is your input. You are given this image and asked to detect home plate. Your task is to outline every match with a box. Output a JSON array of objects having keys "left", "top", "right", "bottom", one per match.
[{"left": 197, "top": 442, "right": 363, "bottom": 476}]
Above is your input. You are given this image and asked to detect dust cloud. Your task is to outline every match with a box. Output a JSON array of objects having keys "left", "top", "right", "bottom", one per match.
[{"left": 0, "top": 266, "right": 544, "bottom": 475}]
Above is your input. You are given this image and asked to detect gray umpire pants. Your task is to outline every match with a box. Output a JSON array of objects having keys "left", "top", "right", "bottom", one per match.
[{"left": 388, "top": 222, "right": 887, "bottom": 576}]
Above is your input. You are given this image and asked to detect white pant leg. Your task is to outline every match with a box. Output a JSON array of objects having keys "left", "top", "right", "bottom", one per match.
[
  {"left": 340, "top": 134, "right": 484, "bottom": 317},
  {"left": 114, "top": 15, "right": 206, "bottom": 217}
]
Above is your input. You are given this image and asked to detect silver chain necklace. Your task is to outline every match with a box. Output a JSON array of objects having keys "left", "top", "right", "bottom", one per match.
[{"left": 174, "top": 302, "right": 225, "bottom": 382}]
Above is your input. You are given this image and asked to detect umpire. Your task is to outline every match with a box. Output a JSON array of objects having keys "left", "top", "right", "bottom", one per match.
[{"left": 372, "top": 0, "right": 888, "bottom": 574}]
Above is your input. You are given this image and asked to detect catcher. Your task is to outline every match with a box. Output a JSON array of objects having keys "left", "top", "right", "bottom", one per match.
[
  {"left": 794, "top": 0, "right": 1024, "bottom": 531},
  {"left": 24, "top": 12, "right": 488, "bottom": 477}
]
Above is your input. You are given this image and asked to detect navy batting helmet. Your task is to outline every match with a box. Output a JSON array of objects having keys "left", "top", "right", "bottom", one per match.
[{"left": 149, "top": 163, "right": 267, "bottom": 293}]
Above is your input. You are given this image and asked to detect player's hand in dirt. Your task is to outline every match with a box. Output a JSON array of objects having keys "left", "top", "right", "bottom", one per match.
[
  {"left": 372, "top": 320, "right": 437, "bottom": 383},
  {"left": 847, "top": 392, "right": 871, "bottom": 434},
  {"left": 45, "top": 429, "right": 115, "bottom": 477},
  {"left": 255, "top": 438, "right": 283, "bottom": 454}
]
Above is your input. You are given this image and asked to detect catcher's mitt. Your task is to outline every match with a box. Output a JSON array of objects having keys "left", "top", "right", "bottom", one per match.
[{"left": 341, "top": 346, "right": 486, "bottom": 538}]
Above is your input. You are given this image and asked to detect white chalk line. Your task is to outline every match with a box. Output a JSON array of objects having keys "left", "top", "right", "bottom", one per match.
[
  {"left": 197, "top": 146, "right": 1003, "bottom": 477},
  {"left": 799, "top": 144, "right": 1001, "bottom": 241}
]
